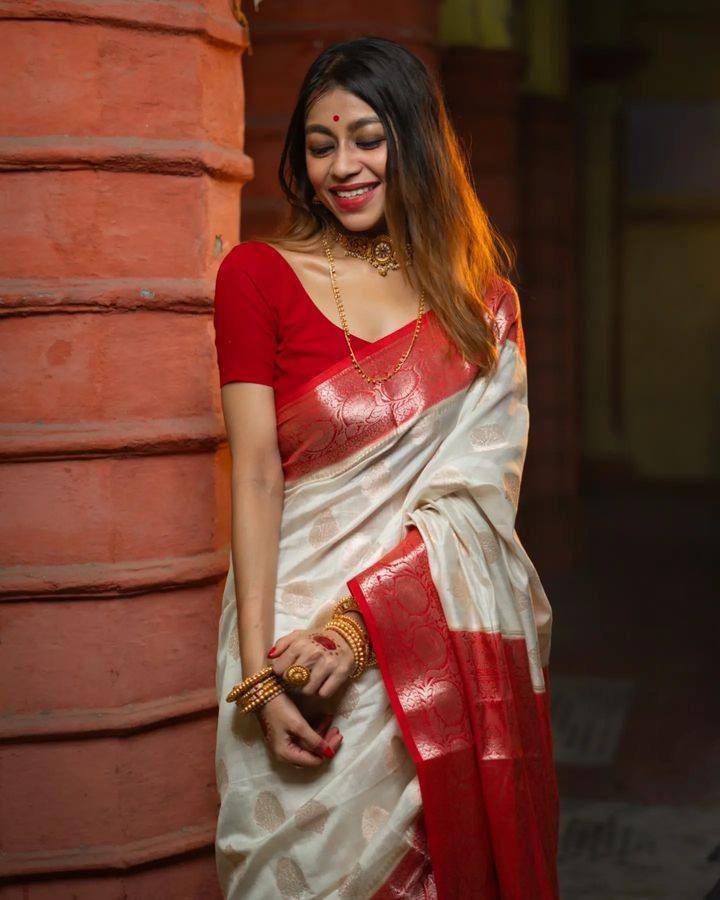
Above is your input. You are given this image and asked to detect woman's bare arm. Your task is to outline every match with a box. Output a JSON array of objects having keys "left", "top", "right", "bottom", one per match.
[
  {"left": 220, "top": 382, "right": 283, "bottom": 677},
  {"left": 219, "top": 381, "right": 343, "bottom": 764}
]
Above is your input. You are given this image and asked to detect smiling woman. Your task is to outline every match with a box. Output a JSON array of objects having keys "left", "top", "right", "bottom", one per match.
[
  {"left": 306, "top": 106, "right": 386, "bottom": 213},
  {"left": 212, "top": 35, "right": 559, "bottom": 900}
]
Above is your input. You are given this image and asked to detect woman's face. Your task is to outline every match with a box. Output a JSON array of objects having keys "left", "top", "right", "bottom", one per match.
[{"left": 305, "top": 87, "right": 388, "bottom": 233}]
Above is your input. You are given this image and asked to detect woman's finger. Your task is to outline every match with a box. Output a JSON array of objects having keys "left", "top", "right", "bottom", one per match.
[
  {"left": 298, "top": 657, "right": 333, "bottom": 695},
  {"left": 312, "top": 714, "right": 343, "bottom": 751},
  {"left": 326, "top": 728, "right": 343, "bottom": 753},
  {"left": 269, "top": 645, "right": 302, "bottom": 681},
  {"left": 317, "top": 672, "right": 346, "bottom": 698},
  {"left": 267, "top": 629, "right": 300, "bottom": 658},
  {"left": 315, "top": 713, "right": 334, "bottom": 737},
  {"left": 281, "top": 737, "right": 325, "bottom": 767},
  {"left": 316, "top": 655, "right": 355, "bottom": 697},
  {"left": 290, "top": 716, "right": 335, "bottom": 760}
]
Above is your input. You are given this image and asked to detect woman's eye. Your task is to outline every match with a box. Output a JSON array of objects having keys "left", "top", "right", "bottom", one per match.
[{"left": 308, "top": 138, "right": 385, "bottom": 157}]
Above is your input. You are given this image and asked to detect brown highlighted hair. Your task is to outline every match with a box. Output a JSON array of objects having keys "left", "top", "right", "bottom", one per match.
[{"left": 251, "top": 34, "right": 516, "bottom": 376}]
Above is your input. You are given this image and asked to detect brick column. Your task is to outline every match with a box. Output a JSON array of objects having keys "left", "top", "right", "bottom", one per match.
[{"left": 0, "top": 1, "right": 250, "bottom": 894}]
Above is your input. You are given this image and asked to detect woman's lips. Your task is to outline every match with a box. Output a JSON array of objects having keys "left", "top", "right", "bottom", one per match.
[{"left": 329, "top": 183, "right": 380, "bottom": 212}]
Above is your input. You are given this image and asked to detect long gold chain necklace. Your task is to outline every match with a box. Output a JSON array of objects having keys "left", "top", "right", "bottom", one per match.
[{"left": 320, "top": 233, "right": 425, "bottom": 385}]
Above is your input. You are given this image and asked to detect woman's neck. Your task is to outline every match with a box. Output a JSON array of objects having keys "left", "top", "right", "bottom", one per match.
[{"left": 328, "top": 217, "right": 388, "bottom": 240}]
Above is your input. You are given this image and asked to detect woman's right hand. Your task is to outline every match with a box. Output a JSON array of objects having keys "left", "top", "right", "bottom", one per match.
[{"left": 254, "top": 692, "right": 343, "bottom": 767}]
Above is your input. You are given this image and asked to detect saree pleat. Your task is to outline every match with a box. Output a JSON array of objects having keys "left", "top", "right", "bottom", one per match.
[{"left": 215, "top": 276, "right": 558, "bottom": 899}]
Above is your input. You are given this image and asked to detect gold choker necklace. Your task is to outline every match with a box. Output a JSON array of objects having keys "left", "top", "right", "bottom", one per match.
[{"left": 328, "top": 226, "right": 412, "bottom": 277}]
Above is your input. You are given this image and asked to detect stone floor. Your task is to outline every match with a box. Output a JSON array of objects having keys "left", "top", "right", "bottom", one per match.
[{"left": 543, "top": 484, "right": 720, "bottom": 900}]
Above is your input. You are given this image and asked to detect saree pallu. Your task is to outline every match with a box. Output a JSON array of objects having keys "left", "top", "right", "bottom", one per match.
[{"left": 215, "top": 276, "right": 559, "bottom": 899}]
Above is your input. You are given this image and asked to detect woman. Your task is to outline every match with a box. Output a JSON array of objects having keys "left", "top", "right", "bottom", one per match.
[{"left": 213, "top": 35, "right": 558, "bottom": 899}]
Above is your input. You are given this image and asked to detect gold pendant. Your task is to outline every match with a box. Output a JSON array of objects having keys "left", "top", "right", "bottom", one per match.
[{"left": 329, "top": 227, "right": 412, "bottom": 277}]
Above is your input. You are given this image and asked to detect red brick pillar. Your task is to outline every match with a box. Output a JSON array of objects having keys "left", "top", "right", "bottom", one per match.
[
  {"left": 240, "top": 1, "right": 441, "bottom": 238},
  {"left": 0, "top": 1, "right": 250, "bottom": 895}
]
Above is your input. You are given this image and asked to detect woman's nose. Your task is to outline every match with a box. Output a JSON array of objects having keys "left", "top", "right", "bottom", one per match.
[{"left": 329, "top": 142, "right": 361, "bottom": 179}]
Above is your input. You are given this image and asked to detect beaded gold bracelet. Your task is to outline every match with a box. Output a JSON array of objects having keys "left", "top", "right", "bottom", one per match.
[
  {"left": 326, "top": 614, "right": 369, "bottom": 679},
  {"left": 226, "top": 665, "right": 276, "bottom": 704},
  {"left": 330, "top": 596, "right": 379, "bottom": 671},
  {"left": 332, "top": 594, "right": 361, "bottom": 617},
  {"left": 325, "top": 619, "right": 365, "bottom": 666},
  {"left": 238, "top": 679, "right": 285, "bottom": 714},
  {"left": 237, "top": 677, "right": 285, "bottom": 714},
  {"left": 226, "top": 666, "right": 287, "bottom": 715},
  {"left": 329, "top": 611, "right": 367, "bottom": 651}
]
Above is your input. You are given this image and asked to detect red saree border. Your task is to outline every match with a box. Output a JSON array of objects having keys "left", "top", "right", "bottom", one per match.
[
  {"left": 276, "top": 309, "right": 434, "bottom": 417},
  {"left": 275, "top": 278, "right": 524, "bottom": 485},
  {"left": 276, "top": 315, "right": 476, "bottom": 484},
  {"left": 371, "top": 833, "right": 437, "bottom": 900},
  {"left": 348, "top": 527, "right": 499, "bottom": 899},
  {"left": 348, "top": 527, "right": 559, "bottom": 900}
]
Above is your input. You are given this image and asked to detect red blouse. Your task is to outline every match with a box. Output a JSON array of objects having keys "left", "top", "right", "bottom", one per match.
[{"left": 213, "top": 240, "right": 427, "bottom": 411}]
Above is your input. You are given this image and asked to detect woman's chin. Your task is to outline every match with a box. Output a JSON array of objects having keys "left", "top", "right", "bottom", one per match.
[{"left": 332, "top": 209, "right": 387, "bottom": 234}]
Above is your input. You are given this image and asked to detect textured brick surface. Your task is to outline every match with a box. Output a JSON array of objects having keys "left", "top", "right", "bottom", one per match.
[{"left": 0, "top": 0, "right": 248, "bottom": 892}]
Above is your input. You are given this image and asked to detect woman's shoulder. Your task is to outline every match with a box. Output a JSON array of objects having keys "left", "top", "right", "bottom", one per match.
[
  {"left": 215, "top": 241, "right": 296, "bottom": 313},
  {"left": 481, "top": 273, "right": 522, "bottom": 350},
  {"left": 485, "top": 273, "right": 520, "bottom": 320},
  {"left": 218, "top": 239, "right": 282, "bottom": 277}
]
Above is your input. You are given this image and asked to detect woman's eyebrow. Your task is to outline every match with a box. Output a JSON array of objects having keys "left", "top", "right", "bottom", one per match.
[{"left": 305, "top": 116, "right": 382, "bottom": 136}]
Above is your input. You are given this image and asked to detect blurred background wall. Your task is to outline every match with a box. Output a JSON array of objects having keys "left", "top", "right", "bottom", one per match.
[{"left": 1, "top": 0, "right": 718, "bottom": 897}]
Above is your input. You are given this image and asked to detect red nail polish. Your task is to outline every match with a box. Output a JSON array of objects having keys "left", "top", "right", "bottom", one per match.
[
  {"left": 322, "top": 745, "right": 335, "bottom": 758},
  {"left": 267, "top": 646, "right": 277, "bottom": 657}
]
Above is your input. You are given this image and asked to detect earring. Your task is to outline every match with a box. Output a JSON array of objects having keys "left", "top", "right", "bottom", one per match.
[{"left": 311, "top": 193, "right": 323, "bottom": 205}]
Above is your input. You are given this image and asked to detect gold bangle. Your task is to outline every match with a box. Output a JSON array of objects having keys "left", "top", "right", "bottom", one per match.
[
  {"left": 227, "top": 673, "right": 277, "bottom": 705},
  {"left": 325, "top": 621, "right": 365, "bottom": 671},
  {"left": 241, "top": 673, "right": 282, "bottom": 699},
  {"left": 326, "top": 616, "right": 368, "bottom": 679},
  {"left": 239, "top": 676, "right": 284, "bottom": 708},
  {"left": 330, "top": 616, "right": 367, "bottom": 669},
  {"left": 239, "top": 681, "right": 285, "bottom": 714},
  {"left": 243, "top": 677, "right": 281, "bottom": 699},
  {"left": 226, "top": 665, "right": 276, "bottom": 703},
  {"left": 332, "top": 594, "right": 360, "bottom": 617},
  {"left": 332, "top": 597, "right": 379, "bottom": 669},
  {"left": 331, "top": 613, "right": 370, "bottom": 659},
  {"left": 331, "top": 612, "right": 367, "bottom": 648},
  {"left": 326, "top": 615, "right": 366, "bottom": 654}
]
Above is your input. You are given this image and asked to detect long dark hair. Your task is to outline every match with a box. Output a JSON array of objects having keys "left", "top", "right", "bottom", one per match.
[{"left": 253, "top": 34, "right": 516, "bottom": 375}]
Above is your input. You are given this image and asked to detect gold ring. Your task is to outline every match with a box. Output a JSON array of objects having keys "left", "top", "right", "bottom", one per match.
[{"left": 283, "top": 664, "right": 311, "bottom": 688}]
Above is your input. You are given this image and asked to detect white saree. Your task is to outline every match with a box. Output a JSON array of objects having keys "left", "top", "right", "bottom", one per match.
[{"left": 214, "top": 275, "right": 558, "bottom": 899}]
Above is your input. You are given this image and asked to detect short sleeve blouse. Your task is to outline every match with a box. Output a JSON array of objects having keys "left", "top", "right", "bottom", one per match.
[
  {"left": 213, "top": 240, "right": 375, "bottom": 411},
  {"left": 213, "top": 244, "right": 278, "bottom": 389}
]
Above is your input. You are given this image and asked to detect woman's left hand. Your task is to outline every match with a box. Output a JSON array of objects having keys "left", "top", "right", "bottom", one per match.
[{"left": 266, "top": 621, "right": 362, "bottom": 698}]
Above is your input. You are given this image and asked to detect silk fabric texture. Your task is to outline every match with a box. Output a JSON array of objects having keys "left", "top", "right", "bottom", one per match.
[{"left": 214, "top": 275, "right": 559, "bottom": 899}]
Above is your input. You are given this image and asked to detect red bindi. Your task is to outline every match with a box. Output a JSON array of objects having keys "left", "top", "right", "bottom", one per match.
[{"left": 332, "top": 114, "right": 340, "bottom": 121}]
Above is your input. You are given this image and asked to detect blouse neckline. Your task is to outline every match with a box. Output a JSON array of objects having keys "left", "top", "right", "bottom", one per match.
[{"left": 254, "top": 240, "right": 428, "bottom": 348}]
